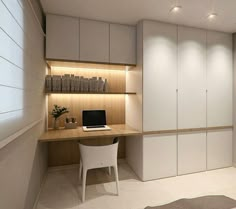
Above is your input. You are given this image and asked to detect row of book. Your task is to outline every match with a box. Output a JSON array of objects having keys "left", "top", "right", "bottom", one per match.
[{"left": 45, "top": 74, "right": 108, "bottom": 93}]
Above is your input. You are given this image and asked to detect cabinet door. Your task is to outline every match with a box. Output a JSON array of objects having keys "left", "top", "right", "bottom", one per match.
[
  {"left": 46, "top": 14, "right": 79, "bottom": 60},
  {"left": 178, "top": 26, "right": 206, "bottom": 129},
  {"left": 110, "top": 24, "right": 136, "bottom": 65},
  {"left": 143, "top": 21, "right": 177, "bottom": 132},
  {"left": 207, "top": 130, "right": 232, "bottom": 170},
  {"left": 143, "top": 134, "right": 177, "bottom": 181},
  {"left": 178, "top": 132, "right": 206, "bottom": 175},
  {"left": 207, "top": 31, "right": 233, "bottom": 127},
  {"left": 80, "top": 19, "right": 109, "bottom": 63}
]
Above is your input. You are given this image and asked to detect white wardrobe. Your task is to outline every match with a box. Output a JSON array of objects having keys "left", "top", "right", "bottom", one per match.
[{"left": 126, "top": 20, "right": 233, "bottom": 181}]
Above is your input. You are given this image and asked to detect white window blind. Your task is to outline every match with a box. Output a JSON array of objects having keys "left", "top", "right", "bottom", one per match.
[{"left": 0, "top": 0, "right": 45, "bottom": 145}]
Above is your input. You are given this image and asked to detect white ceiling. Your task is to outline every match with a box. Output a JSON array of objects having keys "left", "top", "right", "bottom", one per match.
[{"left": 40, "top": 0, "right": 236, "bottom": 33}]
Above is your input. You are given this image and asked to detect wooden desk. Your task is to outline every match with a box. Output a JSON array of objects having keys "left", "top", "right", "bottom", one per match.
[{"left": 39, "top": 124, "right": 141, "bottom": 142}]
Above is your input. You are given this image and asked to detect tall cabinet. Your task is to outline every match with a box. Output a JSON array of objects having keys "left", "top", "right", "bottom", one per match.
[
  {"left": 126, "top": 20, "right": 233, "bottom": 181},
  {"left": 142, "top": 21, "right": 178, "bottom": 180},
  {"left": 206, "top": 31, "right": 233, "bottom": 170}
]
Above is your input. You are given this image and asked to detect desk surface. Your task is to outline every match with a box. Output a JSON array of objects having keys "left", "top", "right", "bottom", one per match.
[{"left": 39, "top": 124, "right": 141, "bottom": 142}]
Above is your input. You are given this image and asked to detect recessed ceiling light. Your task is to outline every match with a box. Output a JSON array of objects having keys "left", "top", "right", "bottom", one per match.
[
  {"left": 207, "top": 13, "right": 218, "bottom": 20},
  {"left": 170, "top": 5, "right": 182, "bottom": 13}
]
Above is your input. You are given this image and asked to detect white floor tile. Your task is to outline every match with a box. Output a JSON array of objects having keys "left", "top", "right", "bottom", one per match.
[{"left": 36, "top": 161, "right": 236, "bottom": 209}]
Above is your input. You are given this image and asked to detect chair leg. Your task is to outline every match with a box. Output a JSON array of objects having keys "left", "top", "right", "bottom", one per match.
[
  {"left": 108, "top": 167, "right": 111, "bottom": 175},
  {"left": 78, "top": 160, "right": 82, "bottom": 184},
  {"left": 113, "top": 165, "right": 119, "bottom": 195},
  {"left": 82, "top": 168, "right": 87, "bottom": 202}
]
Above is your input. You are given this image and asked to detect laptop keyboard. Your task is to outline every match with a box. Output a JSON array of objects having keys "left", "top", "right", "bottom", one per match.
[{"left": 86, "top": 125, "right": 105, "bottom": 128}]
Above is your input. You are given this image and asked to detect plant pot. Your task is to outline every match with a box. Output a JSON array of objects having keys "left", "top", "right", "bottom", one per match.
[{"left": 53, "top": 118, "right": 59, "bottom": 129}]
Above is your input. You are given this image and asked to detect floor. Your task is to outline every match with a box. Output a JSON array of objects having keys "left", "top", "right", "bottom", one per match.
[{"left": 36, "top": 160, "right": 236, "bottom": 209}]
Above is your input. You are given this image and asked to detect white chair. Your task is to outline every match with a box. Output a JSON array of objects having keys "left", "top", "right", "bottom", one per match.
[{"left": 78, "top": 138, "right": 119, "bottom": 202}]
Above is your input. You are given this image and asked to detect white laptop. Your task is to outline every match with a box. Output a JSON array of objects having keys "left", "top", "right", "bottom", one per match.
[{"left": 82, "top": 110, "right": 111, "bottom": 132}]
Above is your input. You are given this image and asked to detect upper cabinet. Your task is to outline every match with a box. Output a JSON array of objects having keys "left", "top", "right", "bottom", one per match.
[
  {"left": 46, "top": 14, "right": 79, "bottom": 61},
  {"left": 79, "top": 19, "right": 109, "bottom": 63},
  {"left": 110, "top": 24, "right": 136, "bottom": 65},
  {"left": 46, "top": 15, "right": 136, "bottom": 65}
]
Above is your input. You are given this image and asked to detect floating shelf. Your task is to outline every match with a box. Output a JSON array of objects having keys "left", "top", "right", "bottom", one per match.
[
  {"left": 47, "top": 60, "right": 135, "bottom": 71},
  {"left": 45, "top": 91, "right": 136, "bottom": 95}
]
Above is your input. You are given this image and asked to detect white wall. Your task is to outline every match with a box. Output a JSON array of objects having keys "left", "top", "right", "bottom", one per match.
[{"left": 0, "top": 0, "right": 47, "bottom": 208}]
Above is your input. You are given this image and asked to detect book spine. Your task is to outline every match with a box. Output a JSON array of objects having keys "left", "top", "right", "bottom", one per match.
[
  {"left": 71, "top": 74, "right": 75, "bottom": 92},
  {"left": 80, "top": 76, "right": 84, "bottom": 92},
  {"left": 45, "top": 75, "right": 52, "bottom": 92},
  {"left": 103, "top": 78, "right": 108, "bottom": 92}
]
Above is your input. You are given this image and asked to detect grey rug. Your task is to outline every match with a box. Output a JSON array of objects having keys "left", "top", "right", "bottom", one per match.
[{"left": 145, "top": 195, "right": 236, "bottom": 209}]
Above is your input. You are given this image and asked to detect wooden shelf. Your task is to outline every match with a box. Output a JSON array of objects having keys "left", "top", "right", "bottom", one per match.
[
  {"left": 45, "top": 91, "right": 136, "bottom": 95},
  {"left": 47, "top": 60, "right": 135, "bottom": 71}
]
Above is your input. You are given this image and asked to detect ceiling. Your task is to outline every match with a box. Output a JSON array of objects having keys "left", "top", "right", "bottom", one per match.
[{"left": 40, "top": 0, "right": 236, "bottom": 33}]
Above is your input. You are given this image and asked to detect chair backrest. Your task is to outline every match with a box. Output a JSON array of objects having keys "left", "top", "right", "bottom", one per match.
[{"left": 78, "top": 138, "right": 119, "bottom": 170}]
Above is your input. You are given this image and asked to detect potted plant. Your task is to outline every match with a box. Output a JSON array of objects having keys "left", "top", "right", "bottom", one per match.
[{"left": 50, "top": 105, "right": 69, "bottom": 129}]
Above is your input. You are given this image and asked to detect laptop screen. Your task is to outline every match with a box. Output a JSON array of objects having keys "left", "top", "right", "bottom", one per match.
[{"left": 82, "top": 110, "right": 107, "bottom": 126}]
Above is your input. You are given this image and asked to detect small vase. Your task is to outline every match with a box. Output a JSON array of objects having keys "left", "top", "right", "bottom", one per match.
[{"left": 53, "top": 118, "right": 59, "bottom": 129}]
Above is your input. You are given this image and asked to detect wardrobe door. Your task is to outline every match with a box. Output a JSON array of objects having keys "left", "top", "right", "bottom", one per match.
[
  {"left": 46, "top": 14, "right": 79, "bottom": 60},
  {"left": 207, "top": 31, "right": 233, "bottom": 127},
  {"left": 143, "top": 134, "right": 177, "bottom": 181},
  {"left": 178, "top": 132, "right": 207, "bottom": 175},
  {"left": 143, "top": 21, "right": 177, "bottom": 132},
  {"left": 207, "top": 130, "right": 232, "bottom": 170},
  {"left": 178, "top": 26, "right": 206, "bottom": 129}
]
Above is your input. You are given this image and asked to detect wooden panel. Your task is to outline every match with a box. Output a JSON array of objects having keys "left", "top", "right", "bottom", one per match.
[
  {"left": 178, "top": 26, "right": 206, "bottom": 129},
  {"left": 80, "top": 19, "right": 109, "bottom": 63},
  {"left": 207, "top": 130, "right": 232, "bottom": 170},
  {"left": 110, "top": 24, "right": 136, "bottom": 65},
  {"left": 46, "top": 14, "right": 79, "bottom": 60},
  {"left": 207, "top": 31, "right": 233, "bottom": 127},
  {"left": 142, "top": 126, "right": 233, "bottom": 135},
  {"left": 50, "top": 66, "right": 126, "bottom": 93},
  {"left": 48, "top": 137, "right": 126, "bottom": 166},
  {"left": 178, "top": 132, "right": 206, "bottom": 175},
  {"left": 143, "top": 134, "right": 177, "bottom": 181},
  {"left": 125, "top": 22, "right": 143, "bottom": 132},
  {"left": 48, "top": 94, "right": 125, "bottom": 128},
  {"left": 47, "top": 95, "right": 126, "bottom": 166},
  {"left": 143, "top": 21, "right": 177, "bottom": 131}
]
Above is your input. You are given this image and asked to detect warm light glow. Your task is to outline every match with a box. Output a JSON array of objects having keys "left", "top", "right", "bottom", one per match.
[
  {"left": 170, "top": 5, "right": 182, "bottom": 13},
  {"left": 47, "top": 60, "right": 127, "bottom": 71},
  {"left": 207, "top": 13, "right": 218, "bottom": 20}
]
